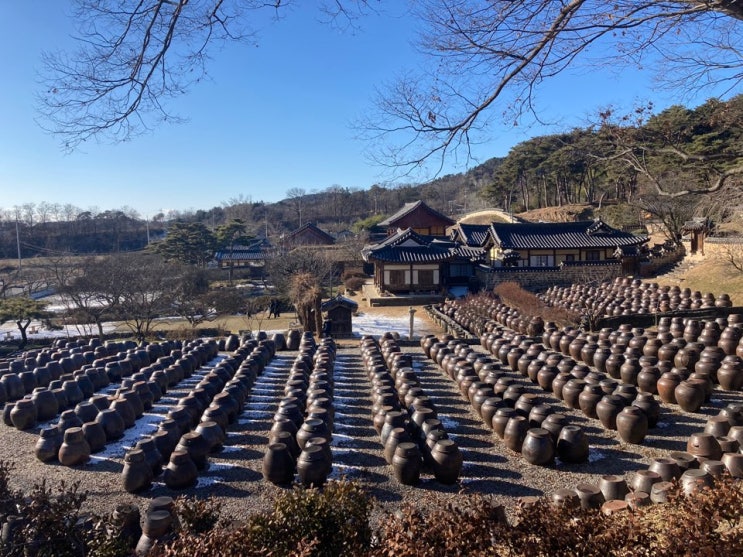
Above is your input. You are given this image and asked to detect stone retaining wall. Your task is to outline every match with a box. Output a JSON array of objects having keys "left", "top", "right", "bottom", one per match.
[{"left": 476, "top": 261, "right": 623, "bottom": 292}]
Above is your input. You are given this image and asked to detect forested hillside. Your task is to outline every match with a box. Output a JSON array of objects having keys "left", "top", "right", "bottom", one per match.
[{"left": 2, "top": 95, "right": 742, "bottom": 259}]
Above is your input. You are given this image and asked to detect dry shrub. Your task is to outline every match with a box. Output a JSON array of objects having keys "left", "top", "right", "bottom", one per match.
[
  {"left": 154, "top": 480, "right": 372, "bottom": 557},
  {"left": 494, "top": 282, "right": 580, "bottom": 327},
  {"left": 343, "top": 276, "right": 365, "bottom": 292},
  {"left": 371, "top": 496, "right": 508, "bottom": 556}
]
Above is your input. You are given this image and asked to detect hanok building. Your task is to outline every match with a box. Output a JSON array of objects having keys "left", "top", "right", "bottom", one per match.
[
  {"left": 281, "top": 223, "right": 335, "bottom": 250},
  {"left": 378, "top": 200, "right": 455, "bottom": 237},
  {"left": 320, "top": 294, "right": 358, "bottom": 337},
  {"left": 214, "top": 238, "right": 274, "bottom": 269},
  {"left": 486, "top": 219, "right": 648, "bottom": 269},
  {"left": 362, "top": 228, "right": 485, "bottom": 295},
  {"left": 681, "top": 217, "right": 713, "bottom": 255}
]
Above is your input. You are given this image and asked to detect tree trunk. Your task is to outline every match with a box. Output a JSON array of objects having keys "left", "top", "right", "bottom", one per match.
[
  {"left": 314, "top": 296, "right": 323, "bottom": 337},
  {"left": 16, "top": 319, "right": 30, "bottom": 350}
]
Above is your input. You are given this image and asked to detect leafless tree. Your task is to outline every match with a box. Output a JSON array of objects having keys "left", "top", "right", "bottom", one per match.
[
  {"left": 722, "top": 238, "right": 743, "bottom": 271},
  {"left": 362, "top": 1, "right": 743, "bottom": 174},
  {"left": 37, "top": 0, "right": 371, "bottom": 150},
  {"left": 37, "top": 1, "right": 743, "bottom": 174},
  {"left": 50, "top": 255, "right": 124, "bottom": 338}
]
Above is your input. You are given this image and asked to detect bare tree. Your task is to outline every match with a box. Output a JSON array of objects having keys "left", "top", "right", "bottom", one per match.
[
  {"left": 286, "top": 187, "right": 307, "bottom": 229},
  {"left": 37, "top": 1, "right": 370, "bottom": 150},
  {"left": 37, "top": 1, "right": 743, "bottom": 174},
  {"left": 723, "top": 239, "right": 743, "bottom": 272},
  {"left": 362, "top": 1, "right": 743, "bottom": 174}
]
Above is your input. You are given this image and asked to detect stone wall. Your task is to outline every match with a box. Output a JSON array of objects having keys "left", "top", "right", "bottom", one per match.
[
  {"left": 476, "top": 261, "right": 622, "bottom": 292},
  {"left": 638, "top": 245, "right": 686, "bottom": 277}
]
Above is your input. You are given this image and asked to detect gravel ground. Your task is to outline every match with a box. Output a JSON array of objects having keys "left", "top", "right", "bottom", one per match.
[{"left": 0, "top": 334, "right": 740, "bottom": 529}]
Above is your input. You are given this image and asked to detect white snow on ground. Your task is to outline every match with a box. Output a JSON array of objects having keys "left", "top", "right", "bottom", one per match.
[
  {"left": 351, "top": 312, "right": 435, "bottom": 339},
  {"left": 0, "top": 301, "right": 436, "bottom": 343}
]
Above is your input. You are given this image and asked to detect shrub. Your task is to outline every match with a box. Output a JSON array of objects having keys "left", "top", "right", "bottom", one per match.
[
  {"left": 343, "top": 276, "right": 365, "bottom": 292},
  {"left": 174, "top": 495, "right": 222, "bottom": 535},
  {"left": 154, "top": 480, "right": 373, "bottom": 557}
]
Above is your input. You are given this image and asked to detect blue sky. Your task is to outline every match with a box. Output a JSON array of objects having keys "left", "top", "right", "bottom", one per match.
[{"left": 0, "top": 2, "right": 727, "bottom": 217}]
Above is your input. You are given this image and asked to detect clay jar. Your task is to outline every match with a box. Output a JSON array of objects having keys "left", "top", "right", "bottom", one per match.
[
  {"left": 717, "top": 356, "right": 743, "bottom": 391},
  {"left": 599, "top": 475, "right": 628, "bottom": 502},
  {"left": 687, "top": 432, "right": 723, "bottom": 461},
  {"left": 262, "top": 443, "right": 295, "bottom": 486},
  {"left": 521, "top": 428, "right": 554, "bottom": 466},
  {"left": 675, "top": 379, "right": 706, "bottom": 413},
  {"left": 596, "top": 395, "right": 624, "bottom": 430},
  {"left": 632, "top": 393, "right": 660, "bottom": 428},
  {"left": 541, "top": 413, "right": 568, "bottom": 445},
  {"left": 163, "top": 450, "right": 198, "bottom": 489},
  {"left": 536, "top": 365, "right": 558, "bottom": 392},
  {"left": 504, "top": 415, "right": 529, "bottom": 453},
  {"left": 297, "top": 445, "right": 330, "bottom": 488},
  {"left": 58, "top": 427, "right": 91, "bottom": 467},
  {"left": 578, "top": 384, "right": 603, "bottom": 419},
  {"left": 35, "top": 427, "right": 62, "bottom": 462},
  {"left": 648, "top": 457, "right": 682, "bottom": 481},
  {"left": 616, "top": 406, "right": 648, "bottom": 444},
  {"left": 392, "top": 442, "right": 422, "bottom": 486},
  {"left": 122, "top": 449, "right": 154, "bottom": 493},
  {"left": 561, "top": 379, "right": 586, "bottom": 410},
  {"left": 492, "top": 407, "right": 517, "bottom": 439},
  {"left": 657, "top": 372, "right": 682, "bottom": 404},
  {"left": 430, "top": 439, "right": 463, "bottom": 484},
  {"left": 10, "top": 399, "right": 37, "bottom": 430},
  {"left": 556, "top": 425, "right": 589, "bottom": 463}
]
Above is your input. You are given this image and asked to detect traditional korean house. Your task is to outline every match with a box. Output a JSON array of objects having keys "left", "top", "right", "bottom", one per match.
[
  {"left": 681, "top": 217, "right": 713, "bottom": 255},
  {"left": 378, "top": 200, "right": 455, "bottom": 237},
  {"left": 362, "top": 228, "right": 485, "bottom": 295},
  {"left": 282, "top": 223, "right": 335, "bottom": 249},
  {"left": 320, "top": 294, "right": 358, "bottom": 337},
  {"left": 214, "top": 238, "right": 274, "bottom": 269},
  {"left": 486, "top": 219, "right": 648, "bottom": 268}
]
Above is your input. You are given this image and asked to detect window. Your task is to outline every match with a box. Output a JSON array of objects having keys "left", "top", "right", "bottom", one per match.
[
  {"left": 532, "top": 255, "right": 551, "bottom": 267},
  {"left": 418, "top": 269, "right": 435, "bottom": 285},
  {"left": 564, "top": 254, "right": 575, "bottom": 262},
  {"left": 586, "top": 250, "right": 601, "bottom": 261},
  {"left": 388, "top": 270, "right": 406, "bottom": 286},
  {"left": 449, "top": 263, "right": 471, "bottom": 278}
]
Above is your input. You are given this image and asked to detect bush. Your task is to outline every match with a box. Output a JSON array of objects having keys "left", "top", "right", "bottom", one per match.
[
  {"left": 343, "top": 276, "right": 365, "bottom": 292},
  {"left": 154, "top": 480, "right": 373, "bottom": 557},
  {"left": 174, "top": 495, "right": 222, "bottom": 535}
]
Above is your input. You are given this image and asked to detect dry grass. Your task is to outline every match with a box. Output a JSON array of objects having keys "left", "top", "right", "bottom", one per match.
[
  {"left": 655, "top": 256, "right": 743, "bottom": 304},
  {"left": 517, "top": 203, "right": 595, "bottom": 223}
]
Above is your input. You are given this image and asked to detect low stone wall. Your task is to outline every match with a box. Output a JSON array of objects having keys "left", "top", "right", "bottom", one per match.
[
  {"left": 476, "top": 261, "right": 623, "bottom": 292},
  {"left": 693, "top": 236, "right": 743, "bottom": 258},
  {"left": 639, "top": 246, "right": 686, "bottom": 277}
]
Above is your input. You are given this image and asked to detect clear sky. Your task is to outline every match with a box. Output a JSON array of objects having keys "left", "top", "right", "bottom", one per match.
[{"left": 0, "top": 2, "right": 729, "bottom": 218}]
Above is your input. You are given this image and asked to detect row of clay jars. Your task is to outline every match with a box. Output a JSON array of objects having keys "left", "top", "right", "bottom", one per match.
[
  {"left": 162, "top": 338, "right": 267, "bottom": 489},
  {"left": 383, "top": 335, "right": 463, "bottom": 485},
  {"left": 363, "top": 336, "right": 424, "bottom": 486},
  {"left": 266, "top": 339, "right": 325, "bottom": 486},
  {"left": 27, "top": 340, "right": 212, "bottom": 443},
  {"left": 433, "top": 334, "right": 585, "bottom": 468},
  {"left": 265, "top": 340, "right": 315, "bottom": 487},
  {"left": 280, "top": 337, "right": 335, "bottom": 488},
  {"left": 133, "top": 338, "right": 255, "bottom": 487}
]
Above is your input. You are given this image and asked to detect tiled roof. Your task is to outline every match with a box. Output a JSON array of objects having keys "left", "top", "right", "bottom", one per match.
[
  {"left": 490, "top": 220, "right": 647, "bottom": 250},
  {"left": 450, "top": 245, "right": 487, "bottom": 262},
  {"left": 284, "top": 223, "right": 335, "bottom": 244},
  {"left": 450, "top": 223, "right": 490, "bottom": 246},
  {"left": 215, "top": 239, "right": 273, "bottom": 261},
  {"left": 365, "top": 244, "right": 454, "bottom": 263},
  {"left": 321, "top": 295, "right": 359, "bottom": 312},
  {"left": 379, "top": 200, "right": 455, "bottom": 227},
  {"left": 363, "top": 227, "right": 484, "bottom": 264}
]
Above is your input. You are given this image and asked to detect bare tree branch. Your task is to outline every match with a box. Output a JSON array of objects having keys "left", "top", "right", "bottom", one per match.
[{"left": 361, "top": 0, "right": 743, "bottom": 175}]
